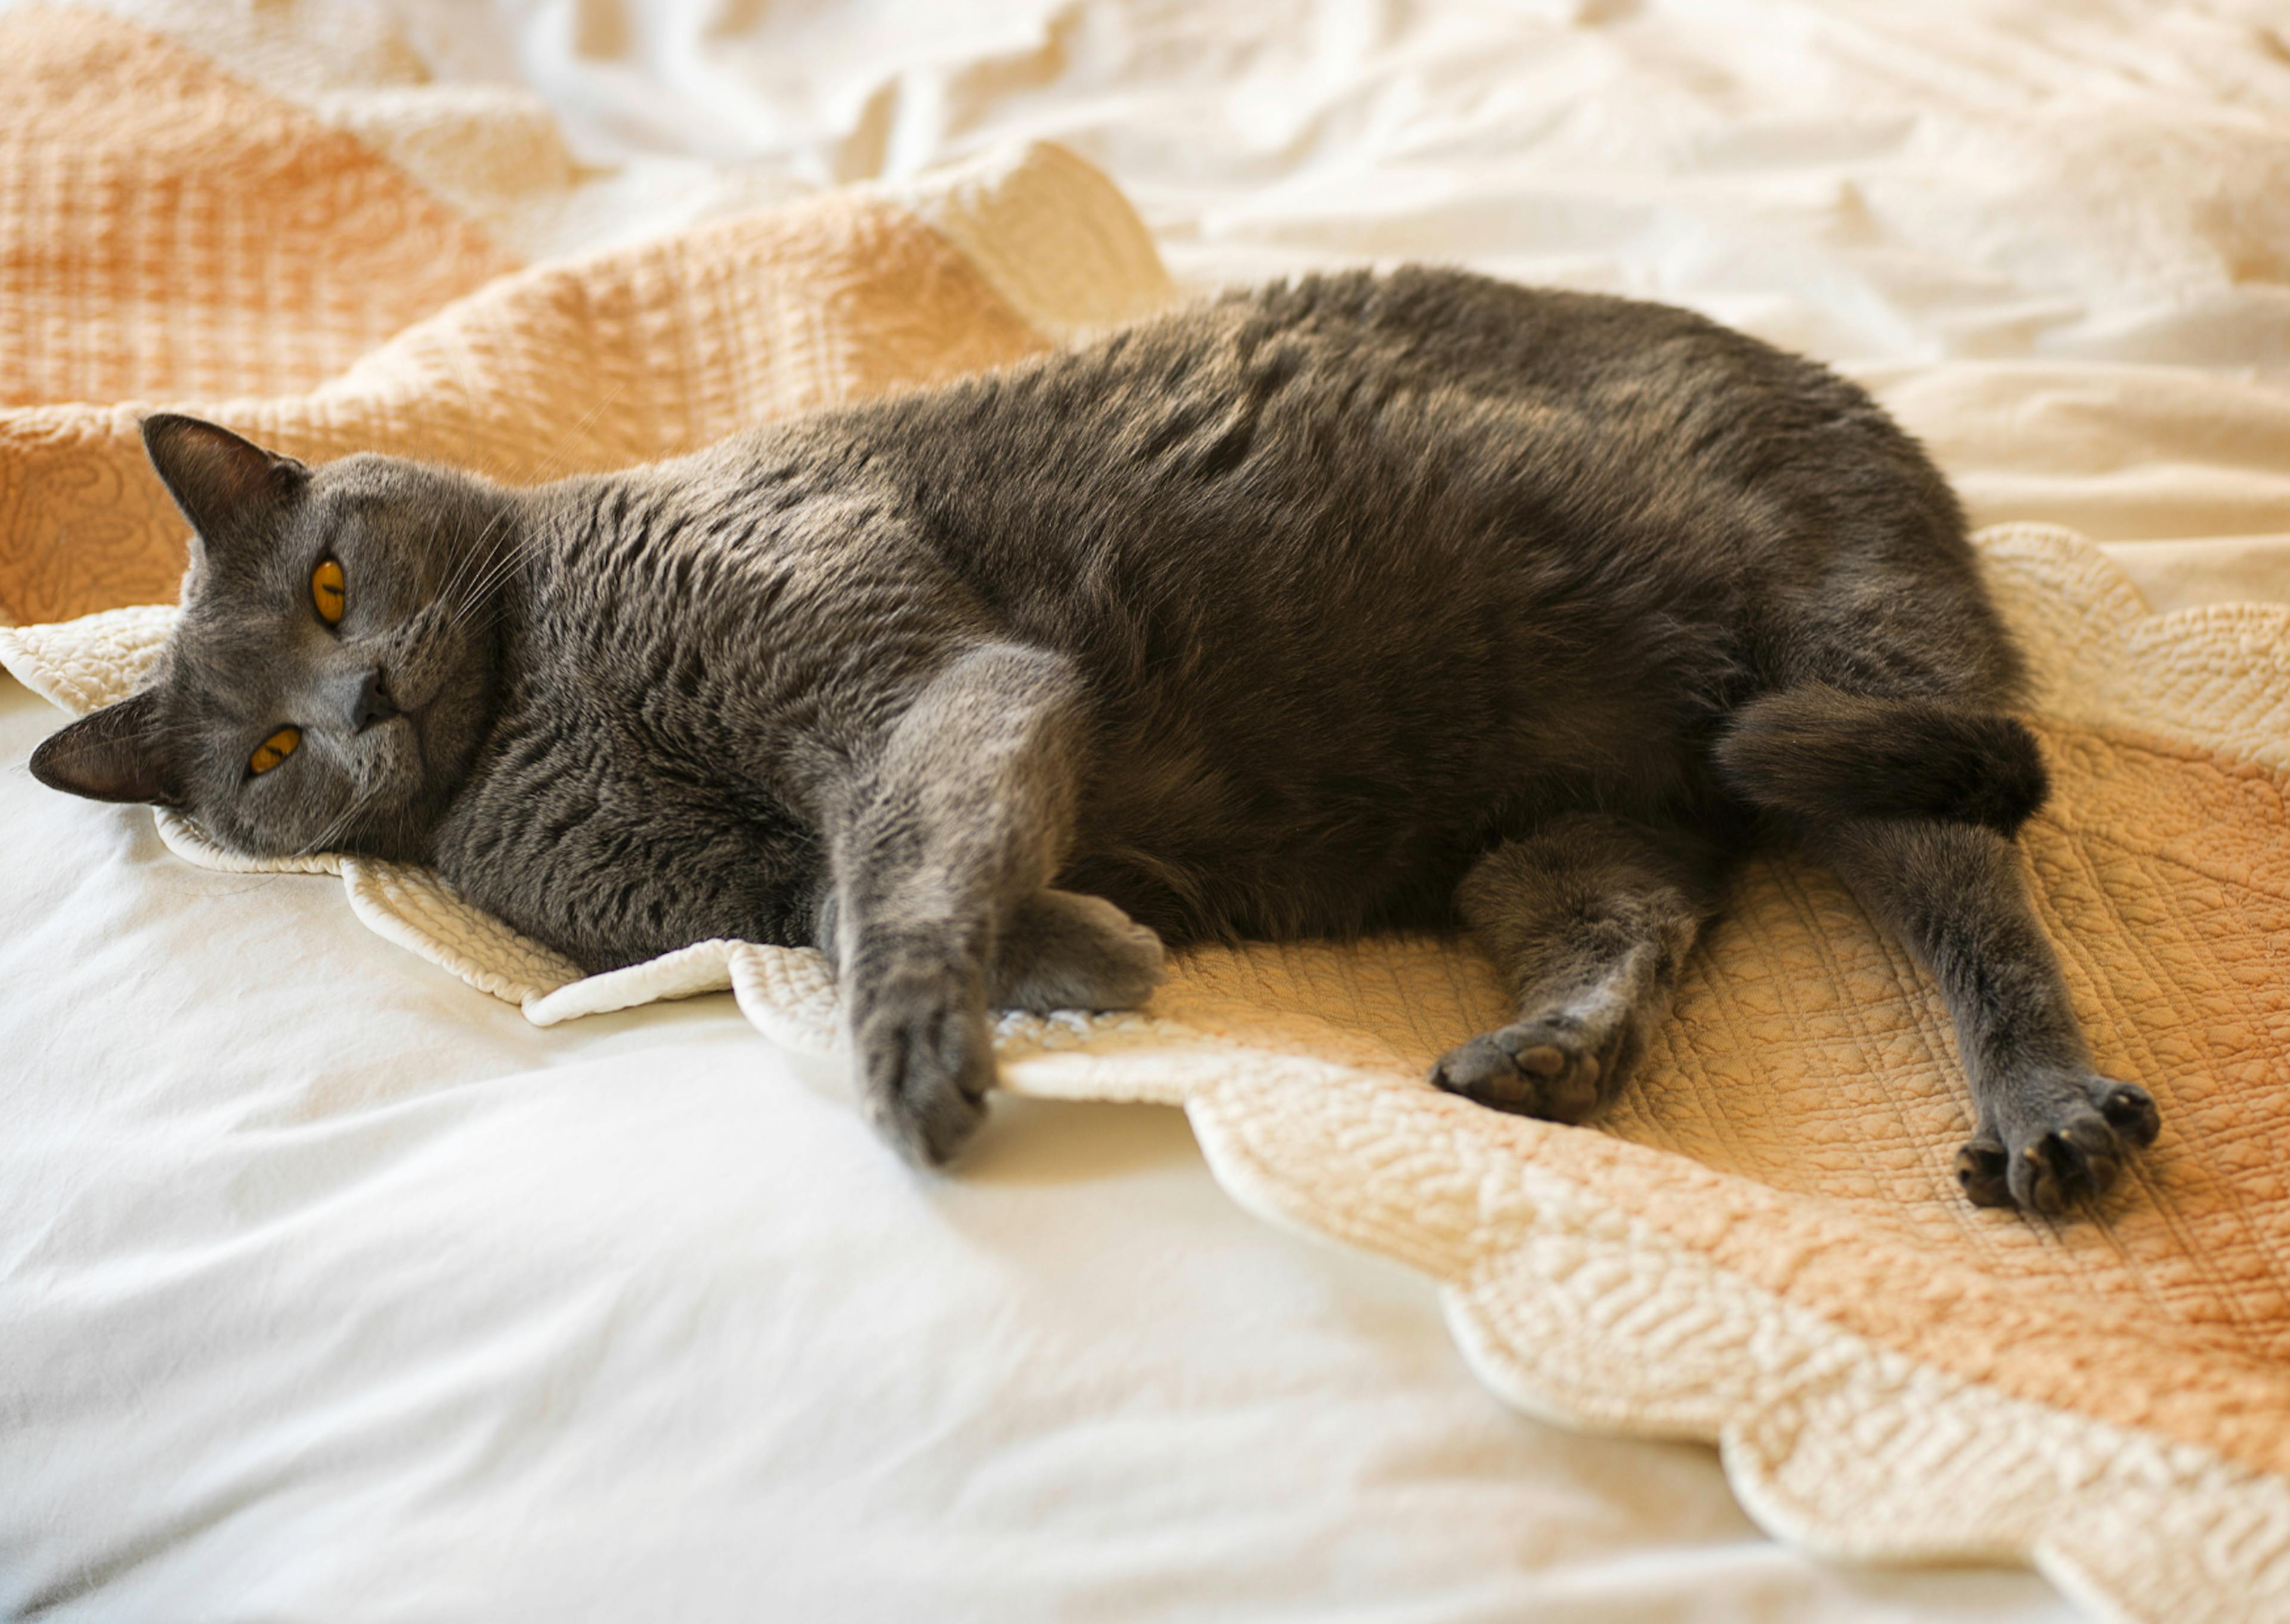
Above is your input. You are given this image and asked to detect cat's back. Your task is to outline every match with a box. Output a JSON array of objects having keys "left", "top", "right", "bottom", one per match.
[
  {"left": 831, "top": 267, "right": 1952, "bottom": 611},
  {"left": 865, "top": 265, "right": 1889, "bottom": 488},
  {"left": 787, "top": 268, "right": 1893, "bottom": 731}
]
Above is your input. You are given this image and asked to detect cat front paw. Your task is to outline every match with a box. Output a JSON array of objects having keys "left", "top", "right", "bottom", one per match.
[
  {"left": 851, "top": 969, "right": 995, "bottom": 1167},
  {"left": 1955, "top": 1073, "right": 2160, "bottom": 1215}
]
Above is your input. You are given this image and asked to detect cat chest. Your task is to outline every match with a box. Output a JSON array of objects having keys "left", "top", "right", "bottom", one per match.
[{"left": 437, "top": 709, "right": 818, "bottom": 934}]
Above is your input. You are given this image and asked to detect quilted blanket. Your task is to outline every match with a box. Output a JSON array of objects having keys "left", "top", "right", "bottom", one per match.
[{"left": 2, "top": 7, "right": 2286, "bottom": 1621}]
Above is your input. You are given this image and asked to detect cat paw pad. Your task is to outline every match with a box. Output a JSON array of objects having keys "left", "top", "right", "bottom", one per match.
[
  {"left": 1958, "top": 1076, "right": 2159, "bottom": 1215},
  {"left": 1431, "top": 1013, "right": 1623, "bottom": 1124}
]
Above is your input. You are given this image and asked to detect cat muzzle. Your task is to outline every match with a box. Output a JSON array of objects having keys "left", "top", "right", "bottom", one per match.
[{"left": 346, "top": 668, "right": 400, "bottom": 733}]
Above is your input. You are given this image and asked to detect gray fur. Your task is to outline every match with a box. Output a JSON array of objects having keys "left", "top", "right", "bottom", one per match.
[{"left": 29, "top": 268, "right": 2157, "bottom": 1210}]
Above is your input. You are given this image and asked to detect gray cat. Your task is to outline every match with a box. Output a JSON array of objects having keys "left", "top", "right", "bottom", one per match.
[{"left": 30, "top": 268, "right": 2158, "bottom": 1214}]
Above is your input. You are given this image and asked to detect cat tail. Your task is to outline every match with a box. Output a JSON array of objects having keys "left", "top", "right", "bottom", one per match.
[{"left": 1712, "top": 684, "right": 2049, "bottom": 836}]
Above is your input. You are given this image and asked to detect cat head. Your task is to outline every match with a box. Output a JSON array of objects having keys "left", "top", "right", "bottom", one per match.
[{"left": 30, "top": 416, "right": 518, "bottom": 860}]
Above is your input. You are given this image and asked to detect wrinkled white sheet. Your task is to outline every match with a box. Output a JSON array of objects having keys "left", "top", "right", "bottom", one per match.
[{"left": 16, "top": 1, "right": 2290, "bottom": 1619}]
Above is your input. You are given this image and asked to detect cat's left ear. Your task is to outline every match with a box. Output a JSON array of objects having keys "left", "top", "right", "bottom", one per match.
[
  {"left": 29, "top": 687, "right": 185, "bottom": 807},
  {"left": 141, "top": 414, "right": 308, "bottom": 555}
]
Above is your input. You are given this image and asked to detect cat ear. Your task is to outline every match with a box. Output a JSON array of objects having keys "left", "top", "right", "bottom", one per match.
[
  {"left": 29, "top": 689, "right": 184, "bottom": 807},
  {"left": 141, "top": 414, "right": 308, "bottom": 552}
]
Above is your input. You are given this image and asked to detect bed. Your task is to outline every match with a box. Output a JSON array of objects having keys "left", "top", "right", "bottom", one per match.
[{"left": 7, "top": 2, "right": 2289, "bottom": 1619}]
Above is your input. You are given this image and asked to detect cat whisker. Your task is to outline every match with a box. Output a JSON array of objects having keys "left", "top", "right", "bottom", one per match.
[{"left": 445, "top": 528, "right": 527, "bottom": 625}]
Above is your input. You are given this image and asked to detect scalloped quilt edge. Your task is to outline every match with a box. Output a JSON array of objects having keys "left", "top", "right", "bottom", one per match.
[
  {"left": 677, "top": 962, "right": 2290, "bottom": 1624},
  {"left": 1170, "top": 1068, "right": 2289, "bottom": 1624}
]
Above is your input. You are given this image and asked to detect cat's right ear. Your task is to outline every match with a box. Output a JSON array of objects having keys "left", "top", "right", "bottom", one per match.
[
  {"left": 141, "top": 414, "right": 308, "bottom": 555},
  {"left": 29, "top": 689, "right": 184, "bottom": 807}
]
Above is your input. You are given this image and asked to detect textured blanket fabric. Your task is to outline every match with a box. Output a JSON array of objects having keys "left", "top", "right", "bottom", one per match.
[
  {"left": 4, "top": 7, "right": 2288, "bottom": 1622},
  {"left": 0, "top": 3, "right": 1164, "bottom": 627}
]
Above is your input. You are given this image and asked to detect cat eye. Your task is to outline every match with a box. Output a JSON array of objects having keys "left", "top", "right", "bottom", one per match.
[
  {"left": 248, "top": 726, "right": 301, "bottom": 776},
  {"left": 311, "top": 557, "right": 346, "bottom": 625}
]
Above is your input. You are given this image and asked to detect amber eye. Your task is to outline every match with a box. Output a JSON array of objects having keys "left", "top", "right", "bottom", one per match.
[
  {"left": 249, "top": 726, "right": 301, "bottom": 776},
  {"left": 311, "top": 557, "right": 345, "bottom": 625}
]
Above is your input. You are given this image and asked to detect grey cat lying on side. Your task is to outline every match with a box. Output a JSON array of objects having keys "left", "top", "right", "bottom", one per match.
[{"left": 32, "top": 268, "right": 2158, "bottom": 1215}]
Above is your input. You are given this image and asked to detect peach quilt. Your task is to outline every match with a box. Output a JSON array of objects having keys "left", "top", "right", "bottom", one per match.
[{"left": 2, "top": 9, "right": 2286, "bottom": 1622}]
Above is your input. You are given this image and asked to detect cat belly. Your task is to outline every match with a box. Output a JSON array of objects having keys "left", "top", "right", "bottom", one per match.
[{"left": 1061, "top": 736, "right": 1641, "bottom": 947}]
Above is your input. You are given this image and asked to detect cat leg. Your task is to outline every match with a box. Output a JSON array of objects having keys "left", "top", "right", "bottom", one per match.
[
  {"left": 1811, "top": 818, "right": 2159, "bottom": 1214},
  {"left": 827, "top": 643, "right": 1089, "bottom": 1166},
  {"left": 1434, "top": 814, "right": 1719, "bottom": 1123},
  {"left": 989, "top": 889, "right": 1166, "bottom": 1014}
]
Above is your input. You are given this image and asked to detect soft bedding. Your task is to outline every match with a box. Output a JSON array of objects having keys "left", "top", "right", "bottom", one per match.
[{"left": 10, "top": 2, "right": 2290, "bottom": 1622}]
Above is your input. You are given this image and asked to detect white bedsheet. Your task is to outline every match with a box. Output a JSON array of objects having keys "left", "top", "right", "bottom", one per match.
[{"left": 15, "top": 1, "right": 2290, "bottom": 1618}]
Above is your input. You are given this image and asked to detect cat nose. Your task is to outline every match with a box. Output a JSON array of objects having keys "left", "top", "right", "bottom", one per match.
[{"left": 345, "top": 668, "right": 399, "bottom": 733}]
